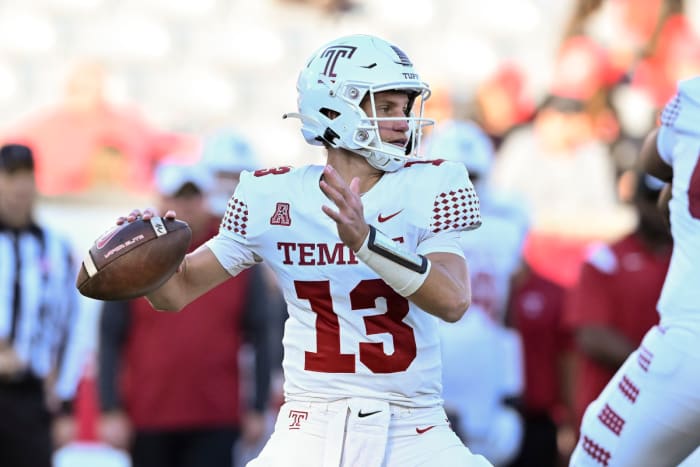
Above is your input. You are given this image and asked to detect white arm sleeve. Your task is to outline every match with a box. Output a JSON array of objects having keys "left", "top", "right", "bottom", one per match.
[
  {"left": 206, "top": 232, "right": 261, "bottom": 277},
  {"left": 416, "top": 230, "right": 465, "bottom": 258},
  {"left": 205, "top": 170, "right": 262, "bottom": 277}
]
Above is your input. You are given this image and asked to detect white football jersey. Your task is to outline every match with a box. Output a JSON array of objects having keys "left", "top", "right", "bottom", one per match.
[
  {"left": 656, "top": 77, "right": 700, "bottom": 327},
  {"left": 206, "top": 160, "right": 481, "bottom": 407}
]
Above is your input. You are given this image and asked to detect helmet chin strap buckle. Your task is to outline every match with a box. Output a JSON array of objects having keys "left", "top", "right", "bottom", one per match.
[
  {"left": 373, "top": 152, "right": 389, "bottom": 164},
  {"left": 367, "top": 151, "right": 392, "bottom": 169}
]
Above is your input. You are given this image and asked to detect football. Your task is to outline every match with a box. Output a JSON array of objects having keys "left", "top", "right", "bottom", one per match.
[{"left": 76, "top": 217, "right": 192, "bottom": 301}]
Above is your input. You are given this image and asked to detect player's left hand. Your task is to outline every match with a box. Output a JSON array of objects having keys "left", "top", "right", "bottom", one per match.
[{"left": 319, "top": 165, "right": 370, "bottom": 251}]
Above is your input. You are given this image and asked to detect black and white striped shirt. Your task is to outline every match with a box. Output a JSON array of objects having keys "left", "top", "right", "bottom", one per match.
[{"left": 0, "top": 220, "right": 84, "bottom": 400}]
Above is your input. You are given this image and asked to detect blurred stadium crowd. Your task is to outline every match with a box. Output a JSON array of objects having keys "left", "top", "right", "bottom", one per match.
[{"left": 2, "top": 0, "right": 700, "bottom": 466}]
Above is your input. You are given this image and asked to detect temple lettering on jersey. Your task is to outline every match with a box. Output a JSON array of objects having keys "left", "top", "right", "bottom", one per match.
[
  {"left": 277, "top": 237, "right": 404, "bottom": 266},
  {"left": 277, "top": 241, "right": 358, "bottom": 265}
]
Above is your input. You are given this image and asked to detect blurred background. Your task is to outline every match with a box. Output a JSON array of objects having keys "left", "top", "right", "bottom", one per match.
[
  {"left": 0, "top": 0, "right": 697, "bottom": 246},
  {"left": 1, "top": 0, "right": 699, "bottom": 244},
  {"left": 3, "top": 0, "right": 700, "bottom": 465}
]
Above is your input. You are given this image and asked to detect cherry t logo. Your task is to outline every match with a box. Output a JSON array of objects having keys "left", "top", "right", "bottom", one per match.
[
  {"left": 288, "top": 410, "right": 308, "bottom": 430},
  {"left": 320, "top": 45, "right": 357, "bottom": 79}
]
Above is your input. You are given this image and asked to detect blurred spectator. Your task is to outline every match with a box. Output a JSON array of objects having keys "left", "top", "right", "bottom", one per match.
[
  {"left": 561, "top": 0, "right": 700, "bottom": 111},
  {"left": 560, "top": 0, "right": 657, "bottom": 86},
  {"left": 493, "top": 95, "right": 620, "bottom": 237},
  {"left": 1, "top": 61, "right": 193, "bottom": 196},
  {"left": 506, "top": 262, "right": 574, "bottom": 467},
  {"left": 425, "top": 120, "right": 528, "bottom": 466},
  {"left": 0, "top": 143, "right": 87, "bottom": 467},
  {"left": 492, "top": 93, "right": 627, "bottom": 288},
  {"left": 97, "top": 161, "right": 273, "bottom": 467},
  {"left": 469, "top": 63, "right": 535, "bottom": 151},
  {"left": 632, "top": 8, "right": 700, "bottom": 108},
  {"left": 200, "top": 129, "right": 261, "bottom": 217},
  {"left": 550, "top": 35, "right": 620, "bottom": 106},
  {"left": 564, "top": 171, "right": 672, "bottom": 427}
]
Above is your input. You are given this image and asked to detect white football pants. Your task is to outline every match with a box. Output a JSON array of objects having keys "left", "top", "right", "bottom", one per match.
[
  {"left": 246, "top": 398, "right": 492, "bottom": 467},
  {"left": 570, "top": 325, "right": 700, "bottom": 467}
]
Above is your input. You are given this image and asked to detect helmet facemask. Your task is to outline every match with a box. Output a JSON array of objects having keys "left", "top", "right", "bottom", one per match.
[{"left": 349, "top": 85, "right": 433, "bottom": 171}]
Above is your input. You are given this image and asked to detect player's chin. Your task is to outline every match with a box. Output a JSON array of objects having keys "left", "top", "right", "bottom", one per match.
[{"left": 385, "top": 140, "right": 407, "bottom": 151}]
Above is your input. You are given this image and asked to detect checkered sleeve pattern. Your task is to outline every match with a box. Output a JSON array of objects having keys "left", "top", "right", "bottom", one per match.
[
  {"left": 429, "top": 184, "right": 481, "bottom": 234},
  {"left": 220, "top": 196, "right": 249, "bottom": 237},
  {"left": 660, "top": 93, "right": 680, "bottom": 128}
]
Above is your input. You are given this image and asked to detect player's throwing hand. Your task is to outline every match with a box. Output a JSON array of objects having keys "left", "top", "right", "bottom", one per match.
[{"left": 319, "top": 164, "right": 370, "bottom": 252}]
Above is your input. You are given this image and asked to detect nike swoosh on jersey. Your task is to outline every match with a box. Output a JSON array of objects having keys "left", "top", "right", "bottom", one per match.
[
  {"left": 377, "top": 209, "right": 403, "bottom": 223},
  {"left": 415, "top": 425, "right": 436, "bottom": 434},
  {"left": 357, "top": 410, "right": 382, "bottom": 418}
]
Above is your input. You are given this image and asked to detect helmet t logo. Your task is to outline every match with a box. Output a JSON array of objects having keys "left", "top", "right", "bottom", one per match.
[{"left": 320, "top": 45, "right": 357, "bottom": 80}]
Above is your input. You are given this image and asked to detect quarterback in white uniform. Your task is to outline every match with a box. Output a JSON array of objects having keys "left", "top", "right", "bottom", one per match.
[
  {"left": 120, "top": 35, "right": 491, "bottom": 467},
  {"left": 214, "top": 160, "right": 477, "bottom": 408},
  {"left": 569, "top": 78, "right": 700, "bottom": 466}
]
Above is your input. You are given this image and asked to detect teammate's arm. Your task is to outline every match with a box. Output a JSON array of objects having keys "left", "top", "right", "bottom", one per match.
[
  {"left": 119, "top": 209, "right": 232, "bottom": 312},
  {"left": 639, "top": 127, "right": 673, "bottom": 183},
  {"left": 639, "top": 127, "right": 674, "bottom": 224}
]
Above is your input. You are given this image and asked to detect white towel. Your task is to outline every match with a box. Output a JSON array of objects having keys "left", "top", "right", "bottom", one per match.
[
  {"left": 321, "top": 398, "right": 391, "bottom": 467},
  {"left": 323, "top": 400, "right": 350, "bottom": 467},
  {"left": 341, "top": 398, "right": 391, "bottom": 467}
]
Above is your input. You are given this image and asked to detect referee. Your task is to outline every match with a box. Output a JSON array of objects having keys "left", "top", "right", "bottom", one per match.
[{"left": 0, "top": 143, "right": 85, "bottom": 467}]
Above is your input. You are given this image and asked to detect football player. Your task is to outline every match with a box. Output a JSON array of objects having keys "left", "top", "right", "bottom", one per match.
[
  {"left": 569, "top": 77, "right": 700, "bottom": 466},
  {"left": 120, "top": 35, "right": 491, "bottom": 467}
]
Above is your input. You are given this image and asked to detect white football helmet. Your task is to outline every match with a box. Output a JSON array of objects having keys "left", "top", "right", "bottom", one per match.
[{"left": 285, "top": 34, "right": 434, "bottom": 172}]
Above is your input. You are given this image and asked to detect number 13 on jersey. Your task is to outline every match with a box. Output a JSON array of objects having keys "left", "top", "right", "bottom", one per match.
[{"left": 295, "top": 279, "right": 417, "bottom": 374}]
